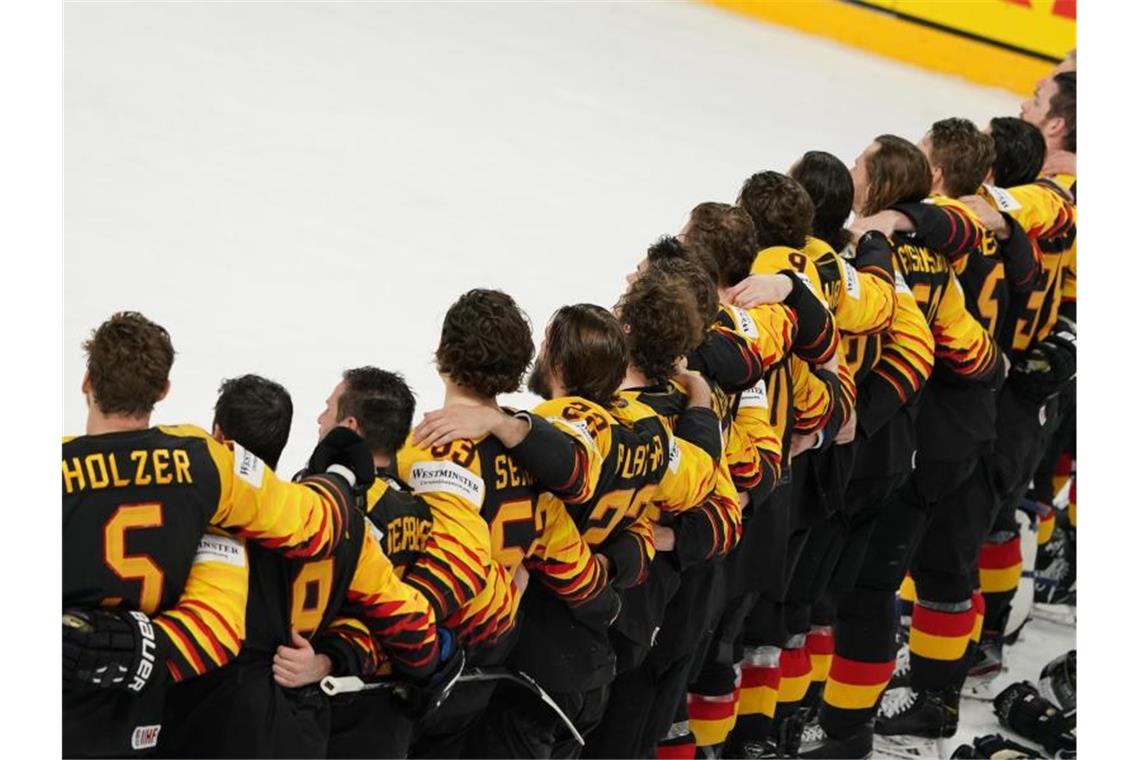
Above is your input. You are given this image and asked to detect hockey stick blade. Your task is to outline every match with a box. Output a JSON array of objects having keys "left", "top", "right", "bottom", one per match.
[{"left": 319, "top": 667, "right": 585, "bottom": 745}]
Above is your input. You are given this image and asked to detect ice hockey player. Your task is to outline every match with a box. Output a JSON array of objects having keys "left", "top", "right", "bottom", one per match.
[
  {"left": 62, "top": 312, "right": 372, "bottom": 757},
  {"left": 159, "top": 373, "right": 449, "bottom": 758},
  {"left": 399, "top": 288, "right": 614, "bottom": 757}
]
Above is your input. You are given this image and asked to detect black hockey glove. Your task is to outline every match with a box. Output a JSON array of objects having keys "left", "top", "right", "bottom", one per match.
[
  {"left": 307, "top": 426, "right": 376, "bottom": 496},
  {"left": 994, "top": 681, "right": 1075, "bottom": 756},
  {"left": 1008, "top": 317, "right": 1076, "bottom": 404},
  {"left": 567, "top": 583, "right": 622, "bottom": 633},
  {"left": 63, "top": 608, "right": 161, "bottom": 693},
  {"left": 949, "top": 733, "right": 1043, "bottom": 758},
  {"left": 398, "top": 628, "right": 465, "bottom": 719}
]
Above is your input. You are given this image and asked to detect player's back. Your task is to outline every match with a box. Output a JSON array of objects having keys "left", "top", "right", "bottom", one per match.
[
  {"left": 63, "top": 425, "right": 232, "bottom": 757},
  {"left": 63, "top": 426, "right": 222, "bottom": 613}
]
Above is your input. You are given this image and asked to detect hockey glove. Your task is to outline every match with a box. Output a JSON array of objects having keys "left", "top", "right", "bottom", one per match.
[
  {"left": 1038, "top": 650, "right": 1076, "bottom": 712},
  {"left": 949, "top": 733, "right": 1043, "bottom": 758},
  {"left": 63, "top": 608, "right": 161, "bottom": 693},
  {"left": 567, "top": 584, "right": 622, "bottom": 633},
  {"left": 994, "top": 681, "right": 1075, "bottom": 756},
  {"left": 307, "top": 426, "right": 376, "bottom": 495},
  {"left": 1008, "top": 317, "right": 1076, "bottom": 404},
  {"left": 398, "top": 628, "right": 465, "bottom": 719}
]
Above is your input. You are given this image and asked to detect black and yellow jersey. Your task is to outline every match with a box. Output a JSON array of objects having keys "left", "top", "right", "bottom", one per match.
[
  {"left": 62, "top": 424, "right": 352, "bottom": 756},
  {"left": 396, "top": 411, "right": 605, "bottom": 649},
  {"left": 362, "top": 473, "right": 433, "bottom": 574},
  {"left": 978, "top": 178, "right": 1076, "bottom": 357}
]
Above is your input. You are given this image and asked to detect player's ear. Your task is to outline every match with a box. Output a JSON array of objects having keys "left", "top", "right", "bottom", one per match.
[
  {"left": 81, "top": 371, "right": 91, "bottom": 395},
  {"left": 341, "top": 416, "right": 362, "bottom": 436},
  {"left": 211, "top": 423, "right": 225, "bottom": 443},
  {"left": 156, "top": 380, "right": 171, "bottom": 403},
  {"left": 930, "top": 164, "right": 943, "bottom": 190}
]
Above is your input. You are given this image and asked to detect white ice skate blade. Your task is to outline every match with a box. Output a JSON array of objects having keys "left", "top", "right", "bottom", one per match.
[
  {"left": 871, "top": 734, "right": 946, "bottom": 758},
  {"left": 1032, "top": 603, "right": 1076, "bottom": 626}
]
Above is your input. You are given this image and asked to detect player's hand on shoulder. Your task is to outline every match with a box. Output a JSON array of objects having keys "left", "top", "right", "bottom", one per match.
[
  {"left": 308, "top": 426, "right": 375, "bottom": 494},
  {"left": 726, "top": 274, "right": 794, "bottom": 309},
  {"left": 63, "top": 608, "right": 162, "bottom": 693},
  {"left": 412, "top": 404, "right": 503, "bottom": 449}
]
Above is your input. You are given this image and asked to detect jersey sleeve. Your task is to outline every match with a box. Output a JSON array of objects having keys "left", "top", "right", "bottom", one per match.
[
  {"left": 834, "top": 232, "right": 897, "bottom": 336},
  {"left": 197, "top": 432, "right": 350, "bottom": 560},
  {"left": 1003, "top": 182, "right": 1076, "bottom": 242},
  {"left": 724, "top": 417, "right": 763, "bottom": 491},
  {"left": 891, "top": 199, "right": 985, "bottom": 261},
  {"left": 790, "top": 357, "right": 836, "bottom": 436},
  {"left": 151, "top": 530, "right": 248, "bottom": 685},
  {"left": 596, "top": 510, "right": 657, "bottom": 589},
  {"left": 999, "top": 213, "right": 1041, "bottom": 294},
  {"left": 1060, "top": 246, "right": 1076, "bottom": 323},
  {"left": 313, "top": 615, "right": 381, "bottom": 678},
  {"left": 781, "top": 271, "right": 840, "bottom": 364},
  {"left": 506, "top": 409, "right": 604, "bottom": 506},
  {"left": 733, "top": 380, "right": 785, "bottom": 486},
  {"left": 857, "top": 274, "right": 935, "bottom": 438},
  {"left": 526, "top": 494, "right": 612, "bottom": 600},
  {"left": 685, "top": 321, "right": 767, "bottom": 395},
  {"left": 398, "top": 456, "right": 492, "bottom": 625},
  {"left": 340, "top": 528, "right": 440, "bottom": 681},
  {"left": 931, "top": 271, "right": 1002, "bottom": 384},
  {"left": 670, "top": 456, "right": 742, "bottom": 568}
]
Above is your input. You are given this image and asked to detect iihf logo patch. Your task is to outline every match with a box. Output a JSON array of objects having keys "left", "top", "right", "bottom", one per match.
[{"left": 131, "top": 724, "right": 161, "bottom": 750}]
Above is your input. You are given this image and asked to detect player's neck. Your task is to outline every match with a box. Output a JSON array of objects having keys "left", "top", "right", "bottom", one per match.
[
  {"left": 372, "top": 452, "right": 391, "bottom": 469},
  {"left": 86, "top": 408, "right": 152, "bottom": 436},
  {"left": 442, "top": 383, "right": 498, "bottom": 410},
  {"left": 621, "top": 366, "right": 652, "bottom": 390}
]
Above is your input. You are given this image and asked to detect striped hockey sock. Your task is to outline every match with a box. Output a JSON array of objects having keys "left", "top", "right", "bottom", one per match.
[
  {"left": 730, "top": 646, "right": 781, "bottom": 744},
  {"left": 689, "top": 665, "right": 741, "bottom": 753},
  {"left": 980, "top": 536, "right": 1021, "bottom": 632},
  {"left": 657, "top": 720, "right": 697, "bottom": 759},
  {"left": 898, "top": 573, "right": 917, "bottom": 626},
  {"left": 818, "top": 655, "right": 895, "bottom": 739},
  {"left": 804, "top": 625, "right": 834, "bottom": 710},
  {"left": 908, "top": 598, "right": 975, "bottom": 690}
]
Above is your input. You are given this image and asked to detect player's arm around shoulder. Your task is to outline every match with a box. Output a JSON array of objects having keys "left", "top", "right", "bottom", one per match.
[{"left": 193, "top": 426, "right": 366, "bottom": 560}]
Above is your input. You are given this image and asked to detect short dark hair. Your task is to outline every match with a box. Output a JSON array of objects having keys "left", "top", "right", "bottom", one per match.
[
  {"left": 1048, "top": 72, "right": 1076, "bottom": 153},
  {"left": 213, "top": 375, "right": 292, "bottom": 469},
  {"left": 988, "top": 116, "right": 1046, "bottom": 187},
  {"left": 863, "top": 135, "right": 933, "bottom": 216},
  {"left": 83, "top": 311, "right": 175, "bottom": 417},
  {"left": 684, "top": 202, "right": 758, "bottom": 286},
  {"left": 435, "top": 288, "right": 534, "bottom": 399},
  {"left": 617, "top": 269, "right": 706, "bottom": 386},
  {"left": 738, "top": 171, "right": 815, "bottom": 250},
  {"left": 337, "top": 367, "right": 416, "bottom": 458},
  {"left": 929, "top": 118, "right": 997, "bottom": 198},
  {"left": 531, "top": 304, "right": 628, "bottom": 407},
  {"left": 789, "top": 151, "right": 854, "bottom": 253}
]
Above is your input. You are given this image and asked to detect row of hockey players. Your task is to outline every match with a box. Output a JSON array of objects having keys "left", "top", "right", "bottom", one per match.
[{"left": 61, "top": 61, "right": 1076, "bottom": 759}]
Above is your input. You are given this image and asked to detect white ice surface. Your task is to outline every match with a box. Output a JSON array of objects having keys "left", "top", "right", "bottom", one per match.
[{"left": 65, "top": 3, "right": 1070, "bottom": 752}]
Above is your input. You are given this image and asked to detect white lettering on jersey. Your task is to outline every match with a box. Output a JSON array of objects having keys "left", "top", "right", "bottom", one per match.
[
  {"left": 668, "top": 438, "right": 682, "bottom": 474},
  {"left": 729, "top": 306, "right": 759, "bottom": 340},
  {"left": 739, "top": 381, "right": 769, "bottom": 410},
  {"left": 193, "top": 532, "right": 247, "bottom": 568},
  {"left": 842, "top": 260, "right": 861, "bottom": 299},
  {"left": 984, "top": 184, "right": 1022, "bottom": 213},
  {"left": 408, "top": 460, "right": 486, "bottom": 507},
  {"left": 232, "top": 442, "right": 265, "bottom": 488}
]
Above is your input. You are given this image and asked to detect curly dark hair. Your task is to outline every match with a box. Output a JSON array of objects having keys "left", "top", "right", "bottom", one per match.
[
  {"left": 617, "top": 269, "right": 705, "bottom": 386},
  {"left": 738, "top": 171, "right": 815, "bottom": 250},
  {"left": 83, "top": 311, "right": 175, "bottom": 417},
  {"left": 213, "top": 374, "right": 292, "bottom": 469},
  {"left": 529, "top": 304, "right": 628, "bottom": 407},
  {"left": 989, "top": 116, "right": 1046, "bottom": 187},
  {"left": 339, "top": 367, "right": 417, "bottom": 458},
  {"left": 435, "top": 289, "right": 534, "bottom": 399},
  {"left": 789, "top": 151, "right": 854, "bottom": 254},
  {"left": 645, "top": 252, "right": 718, "bottom": 330},
  {"left": 928, "top": 117, "right": 996, "bottom": 198},
  {"left": 683, "top": 202, "right": 758, "bottom": 287}
]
